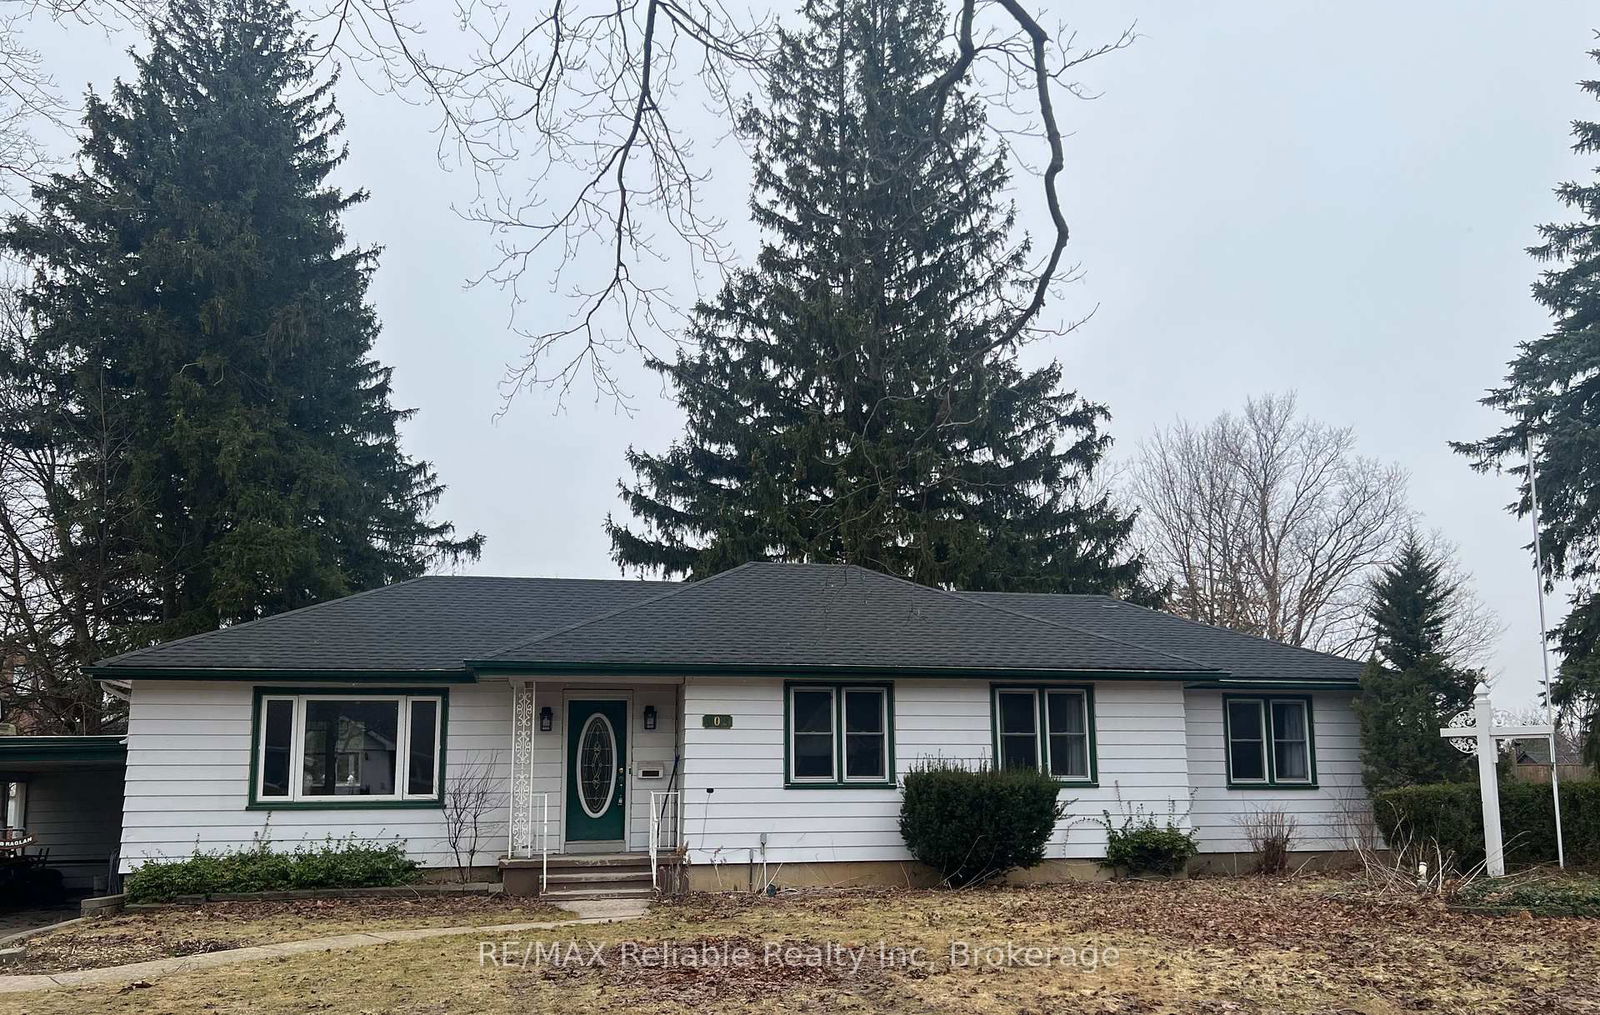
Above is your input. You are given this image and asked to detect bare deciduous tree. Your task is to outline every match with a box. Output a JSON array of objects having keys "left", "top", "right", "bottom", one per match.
[
  {"left": 0, "top": 2, "right": 158, "bottom": 210},
  {"left": 0, "top": 274, "right": 136, "bottom": 733},
  {"left": 441, "top": 752, "right": 504, "bottom": 882},
  {"left": 0, "top": 12, "right": 56, "bottom": 210},
  {"left": 1130, "top": 392, "right": 1410, "bottom": 655}
]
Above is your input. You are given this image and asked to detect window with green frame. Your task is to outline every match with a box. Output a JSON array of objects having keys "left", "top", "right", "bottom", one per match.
[
  {"left": 991, "top": 685, "right": 1097, "bottom": 785},
  {"left": 1223, "top": 695, "right": 1316, "bottom": 788},
  {"left": 250, "top": 689, "right": 447, "bottom": 808},
  {"left": 785, "top": 682, "right": 894, "bottom": 787}
]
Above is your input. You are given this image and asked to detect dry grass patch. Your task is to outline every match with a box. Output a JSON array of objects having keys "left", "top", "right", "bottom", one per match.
[
  {"left": 7, "top": 877, "right": 1600, "bottom": 1014},
  {"left": 6, "top": 894, "right": 570, "bottom": 974}
]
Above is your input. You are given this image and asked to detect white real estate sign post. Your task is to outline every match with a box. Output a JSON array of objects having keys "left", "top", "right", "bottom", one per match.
[{"left": 1439, "top": 681, "right": 1554, "bottom": 878}]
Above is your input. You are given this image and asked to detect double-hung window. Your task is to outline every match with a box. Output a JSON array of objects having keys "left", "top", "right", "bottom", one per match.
[
  {"left": 1224, "top": 696, "right": 1315, "bottom": 788},
  {"left": 992, "top": 686, "right": 1096, "bottom": 784},
  {"left": 253, "top": 690, "right": 446, "bottom": 806},
  {"left": 786, "top": 683, "right": 893, "bottom": 786}
]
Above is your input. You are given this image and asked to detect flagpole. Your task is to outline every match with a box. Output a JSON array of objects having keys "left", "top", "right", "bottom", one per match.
[{"left": 1526, "top": 435, "right": 1566, "bottom": 869}]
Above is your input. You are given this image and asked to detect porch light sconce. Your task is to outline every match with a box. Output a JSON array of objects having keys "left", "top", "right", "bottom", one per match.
[
  {"left": 539, "top": 706, "right": 553, "bottom": 733},
  {"left": 643, "top": 705, "right": 657, "bottom": 731}
]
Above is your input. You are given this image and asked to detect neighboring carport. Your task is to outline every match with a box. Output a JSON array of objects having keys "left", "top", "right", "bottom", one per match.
[{"left": 0, "top": 736, "right": 126, "bottom": 898}]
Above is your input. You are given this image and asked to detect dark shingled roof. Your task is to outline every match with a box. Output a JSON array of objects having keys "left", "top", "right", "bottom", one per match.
[
  {"left": 475, "top": 563, "right": 1218, "bottom": 675},
  {"left": 92, "top": 576, "right": 674, "bottom": 674},
  {"left": 961, "top": 592, "right": 1363, "bottom": 685},
  {"left": 90, "top": 564, "right": 1360, "bottom": 684}
]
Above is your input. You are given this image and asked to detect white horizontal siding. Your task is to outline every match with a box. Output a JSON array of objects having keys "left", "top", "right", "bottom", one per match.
[
  {"left": 1051, "top": 682, "right": 1191, "bottom": 856},
  {"left": 22, "top": 769, "right": 124, "bottom": 889},
  {"left": 118, "top": 679, "right": 513, "bottom": 872},
  {"left": 118, "top": 676, "right": 1371, "bottom": 875},
  {"left": 679, "top": 677, "right": 1194, "bottom": 866},
  {"left": 1184, "top": 689, "right": 1370, "bottom": 852}
]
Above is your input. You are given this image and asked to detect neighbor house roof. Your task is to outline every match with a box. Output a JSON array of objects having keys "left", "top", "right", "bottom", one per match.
[
  {"left": 88, "top": 563, "right": 1362, "bottom": 686},
  {"left": 963, "top": 592, "right": 1365, "bottom": 687},
  {"left": 1513, "top": 732, "right": 1587, "bottom": 766},
  {"left": 0, "top": 735, "right": 127, "bottom": 772}
]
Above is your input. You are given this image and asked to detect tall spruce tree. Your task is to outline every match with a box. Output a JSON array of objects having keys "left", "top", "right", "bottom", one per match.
[
  {"left": 1356, "top": 534, "right": 1475, "bottom": 792},
  {"left": 1, "top": 0, "right": 481, "bottom": 650},
  {"left": 1455, "top": 40, "right": 1600, "bottom": 761},
  {"left": 606, "top": 0, "right": 1151, "bottom": 597}
]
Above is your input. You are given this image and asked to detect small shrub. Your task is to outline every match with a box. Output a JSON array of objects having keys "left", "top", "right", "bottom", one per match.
[
  {"left": 899, "top": 760, "right": 1064, "bottom": 887},
  {"left": 1237, "top": 806, "right": 1298, "bottom": 874},
  {"left": 1101, "top": 806, "right": 1199, "bottom": 877},
  {"left": 1373, "top": 780, "right": 1600, "bottom": 868},
  {"left": 126, "top": 835, "right": 419, "bottom": 903}
]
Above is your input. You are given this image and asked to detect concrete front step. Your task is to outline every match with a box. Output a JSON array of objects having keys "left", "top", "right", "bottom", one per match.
[
  {"left": 543, "top": 886, "right": 655, "bottom": 902},
  {"left": 500, "top": 853, "right": 673, "bottom": 896},
  {"left": 545, "top": 852, "right": 652, "bottom": 867},
  {"left": 505, "top": 854, "right": 659, "bottom": 868},
  {"left": 545, "top": 870, "right": 652, "bottom": 886}
]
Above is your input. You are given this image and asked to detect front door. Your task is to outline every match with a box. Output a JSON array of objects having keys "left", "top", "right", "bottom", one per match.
[{"left": 565, "top": 699, "right": 627, "bottom": 842}]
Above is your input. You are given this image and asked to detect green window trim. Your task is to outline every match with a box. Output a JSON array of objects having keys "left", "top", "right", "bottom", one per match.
[
  {"left": 248, "top": 687, "right": 449, "bottom": 810},
  {"left": 782, "top": 681, "right": 896, "bottom": 788},
  {"left": 989, "top": 684, "right": 1099, "bottom": 787},
  {"left": 1222, "top": 694, "right": 1317, "bottom": 789}
]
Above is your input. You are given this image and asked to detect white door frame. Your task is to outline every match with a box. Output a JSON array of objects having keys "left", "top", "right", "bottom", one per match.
[{"left": 558, "top": 689, "right": 633, "bottom": 853}]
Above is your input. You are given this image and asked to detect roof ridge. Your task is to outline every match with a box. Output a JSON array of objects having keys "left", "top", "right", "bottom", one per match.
[
  {"left": 412, "top": 574, "right": 677, "bottom": 586},
  {"left": 473, "top": 563, "right": 764, "bottom": 661},
  {"left": 980, "top": 591, "right": 1363, "bottom": 668},
  {"left": 93, "top": 575, "right": 435, "bottom": 669},
  {"left": 1112, "top": 598, "right": 1365, "bottom": 665},
  {"left": 922, "top": 582, "right": 1219, "bottom": 672},
  {"left": 737, "top": 563, "right": 1222, "bottom": 672},
  {"left": 478, "top": 561, "right": 1219, "bottom": 673}
]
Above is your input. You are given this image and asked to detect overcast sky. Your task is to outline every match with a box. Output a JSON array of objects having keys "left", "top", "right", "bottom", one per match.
[{"left": 20, "top": 2, "right": 1598, "bottom": 705}]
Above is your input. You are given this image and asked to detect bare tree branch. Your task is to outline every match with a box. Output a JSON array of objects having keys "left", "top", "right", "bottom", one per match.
[
  {"left": 292, "top": 0, "right": 1130, "bottom": 404},
  {"left": 0, "top": 1, "right": 160, "bottom": 211},
  {"left": 0, "top": 272, "right": 136, "bottom": 733},
  {"left": 8, "top": 2, "right": 1136, "bottom": 403},
  {"left": 923, "top": 3, "right": 1132, "bottom": 358}
]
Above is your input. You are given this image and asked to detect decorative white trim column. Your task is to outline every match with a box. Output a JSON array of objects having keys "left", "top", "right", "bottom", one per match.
[{"left": 508, "top": 679, "right": 537, "bottom": 858}]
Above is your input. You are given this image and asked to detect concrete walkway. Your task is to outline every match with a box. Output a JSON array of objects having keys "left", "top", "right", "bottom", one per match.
[{"left": 0, "top": 903, "right": 648, "bottom": 995}]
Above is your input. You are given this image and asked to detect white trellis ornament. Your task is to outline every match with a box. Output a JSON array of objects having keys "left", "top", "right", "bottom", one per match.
[{"left": 1438, "top": 681, "right": 1557, "bottom": 878}]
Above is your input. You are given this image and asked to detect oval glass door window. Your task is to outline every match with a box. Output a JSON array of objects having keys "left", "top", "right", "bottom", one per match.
[{"left": 576, "top": 713, "right": 617, "bottom": 818}]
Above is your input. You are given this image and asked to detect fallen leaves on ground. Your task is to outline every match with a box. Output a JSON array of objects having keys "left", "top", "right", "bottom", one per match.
[
  {"left": 4, "top": 894, "right": 569, "bottom": 974},
  {"left": 5, "top": 875, "right": 1599, "bottom": 1014}
]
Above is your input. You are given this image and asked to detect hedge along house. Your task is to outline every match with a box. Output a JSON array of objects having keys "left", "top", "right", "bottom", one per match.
[{"left": 88, "top": 563, "right": 1370, "bottom": 896}]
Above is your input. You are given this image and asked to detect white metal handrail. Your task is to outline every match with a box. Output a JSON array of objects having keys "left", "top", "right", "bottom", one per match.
[
  {"left": 648, "top": 791, "right": 681, "bottom": 890},
  {"left": 537, "top": 793, "right": 550, "bottom": 894},
  {"left": 509, "top": 791, "right": 552, "bottom": 892}
]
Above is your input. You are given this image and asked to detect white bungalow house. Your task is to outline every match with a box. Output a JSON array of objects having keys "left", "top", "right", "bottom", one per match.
[{"left": 89, "top": 563, "right": 1369, "bottom": 898}]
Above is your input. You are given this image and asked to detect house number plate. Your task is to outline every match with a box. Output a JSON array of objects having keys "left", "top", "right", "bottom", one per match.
[{"left": 701, "top": 714, "right": 734, "bottom": 729}]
